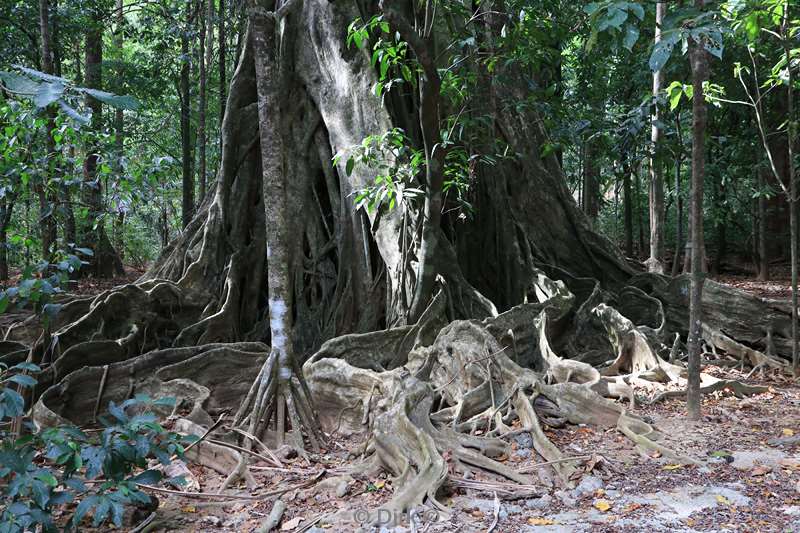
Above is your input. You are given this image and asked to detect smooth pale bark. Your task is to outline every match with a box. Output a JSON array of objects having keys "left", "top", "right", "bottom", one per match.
[
  {"left": 381, "top": 1, "right": 446, "bottom": 324},
  {"left": 180, "top": 0, "right": 195, "bottom": 228},
  {"left": 686, "top": 15, "right": 708, "bottom": 420},
  {"left": 647, "top": 0, "right": 666, "bottom": 274}
]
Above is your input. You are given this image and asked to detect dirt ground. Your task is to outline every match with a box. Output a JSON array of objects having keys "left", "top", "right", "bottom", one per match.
[
  {"left": 129, "top": 368, "right": 799, "bottom": 533},
  {"left": 17, "top": 268, "right": 800, "bottom": 532}
]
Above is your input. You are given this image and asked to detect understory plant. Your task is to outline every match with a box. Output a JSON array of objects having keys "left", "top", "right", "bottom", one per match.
[{"left": 0, "top": 364, "right": 190, "bottom": 532}]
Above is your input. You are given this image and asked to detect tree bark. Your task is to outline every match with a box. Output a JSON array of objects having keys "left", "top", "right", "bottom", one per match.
[
  {"left": 81, "top": 9, "right": 124, "bottom": 278},
  {"left": 646, "top": 0, "right": 665, "bottom": 273},
  {"left": 671, "top": 153, "right": 683, "bottom": 276},
  {"left": 757, "top": 170, "right": 769, "bottom": 280},
  {"left": 37, "top": 0, "right": 57, "bottom": 260},
  {"left": 198, "top": 0, "right": 213, "bottom": 201},
  {"left": 180, "top": 0, "right": 195, "bottom": 229},
  {"left": 785, "top": 1, "right": 797, "bottom": 374},
  {"left": 114, "top": 0, "right": 125, "bottom": 259},
  {"left": 583, "top": 140, "right": 600, "bottom": 224},
  {"left": 686, "top": 15, "right": 708, "bottom": 420},
  {"left": 624, "top": 162, "right": 633, "bottom": 257},
  {"left": 219, "top": 0, "right": 227, "bottom": 124},
  {"left": 382, "top": 1, "right": 446, "bottom": 324}
]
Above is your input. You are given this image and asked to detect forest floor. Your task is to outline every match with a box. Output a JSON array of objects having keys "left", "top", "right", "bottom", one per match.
[
  {"left": 133, "top": 368, "right": 800, "bottom": 533},
  {"left": 29, "top": 268, "right": 800, "bottom": 533}
]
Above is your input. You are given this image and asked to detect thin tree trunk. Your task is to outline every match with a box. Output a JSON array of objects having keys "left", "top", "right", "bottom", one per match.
[
  {"left": 583, "top": 141, "right": 599, "bottom": 224},
  {"left": 757, "top": 170, "right": 769, "bottom": 280},
  {"left": 219, "top": 0, "right": 227, "bottom": 123},
  {"left": 624, "top": 162, "right": 633, "bottom": 257},
  {"left": 198, "top": 0, "right": 212, "bottom": 201},
  {"left": 81, "top": 9, "right": 124, "bottom": 278},
  {"left": 82, "top": 12, "right": 103, "bottom": 258},
  {"left": 114, "top": 0, "right": 125, "bottom": 259},
  {"left": 671, "top": 154, "right": 683, "bottom": 276},
  {"left": 635, "top": 162, "right": 644, "bottom": 256},
  {"left": 647, "top": 0, "right": 666, "bottom": 273},
  {"left": 38, "top": 0, "right": 57, "bottom": 260},
  {"left": 0, "top": 198, "right": 15, "bottom": 280},
  {"left": 785, "top": 1, "right": 798, "bottom": 374},
  {"left": 180, "top": 0, "right": 195, "bottom": 228},
  {"left": 686, "top": 11, "right": 708, "bottom": 420}
]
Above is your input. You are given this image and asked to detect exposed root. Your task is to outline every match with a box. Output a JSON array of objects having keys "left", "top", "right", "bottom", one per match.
[{"left": 234, "top": 350, "right": 325, "bottom": 456}]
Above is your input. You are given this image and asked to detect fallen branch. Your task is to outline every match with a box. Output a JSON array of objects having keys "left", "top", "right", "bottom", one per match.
[{"left": 138, "top": 469, "right": 326, "bottom": 501}]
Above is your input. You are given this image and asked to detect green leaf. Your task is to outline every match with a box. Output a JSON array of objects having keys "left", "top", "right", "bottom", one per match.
[
  {"left": 345, "top": 157, "right": 355, "bottom": 176},
  {"left": 623, "top": 24, "right": 640, "bottom": 51},
  {"left": 649, "top": 37, "right": 676, "bottom": 72},
  {"left": 58, "top": 101, "right": 90, "bottom": 126},
  {"left": 626, "top": 2, "right": 645, "bottom": 20},
  {"left": 8, "top": 374, "right": 37, "bottom": 387},
  {"left": 0, "top": 71, "right": 39, "bottom": 96},
  {"left": 584, "top": 2, "right": 601, "bottom": 15},
  {"left": 669, "top": 88, "right": 682, "bottom": 110},
  {"left": 13, "top": 65, "right": 68, "bottom": 84},
  {"left": 130, "top": 469, "right": 163, "bottom": 485},
  {"left": 34, "top": 82, "right": 65, "bottom": 108},
  {"left": 81, "top": 88, "right": 140, "bottom": 111}
]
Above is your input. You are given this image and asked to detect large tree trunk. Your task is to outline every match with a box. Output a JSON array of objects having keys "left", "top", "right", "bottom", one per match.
[{"left": 18, "top": 1, "right": 795, "bottom": 524}]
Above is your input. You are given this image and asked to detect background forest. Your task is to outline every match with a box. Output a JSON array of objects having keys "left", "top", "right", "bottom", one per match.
[{"left": 0, "top": 0, "right": 795, "bottom": 284}]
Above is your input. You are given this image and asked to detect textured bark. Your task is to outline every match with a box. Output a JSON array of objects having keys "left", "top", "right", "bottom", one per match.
[
  {"left": 671, "top": 153, "right": 683, "bottom": 276},
  {"left": 787, "top": 27, "right": 798, "bottom": 374},
  {"left": 624, "top": 163, "right": 633, "bottom": 257},
  {"left": 757, "top": 170, "right": 769, "bottom": 280},
  {"left": 180, "top": 0, "right": 195, "bottom": 229},
  {"left": 218, "top": 0, "right": 227, "bottom": 124},
  {"left": 198, "top": 0, "right": 213, "bottom": 201},
  {"left": 646, "top": 0, "right": 665, "bottom": 274},
  {"left": 15, "top": 3, "right": 792, "bottom": 524},
  {"left": 81, "top": 11, "right": 124, "bottom": 278},
  {"left": 583, "top": 141, "right": 600, "bottom": 224},
  {"left": 37, "top": 0, "right": 57, "bottom": 260},
  {"left": 686, "top": 21, "right": 708, "bottom": 420}
]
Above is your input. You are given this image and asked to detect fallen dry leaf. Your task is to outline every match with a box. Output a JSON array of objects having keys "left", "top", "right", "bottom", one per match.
[
  {"left": 374, "top": 480, "right": 385, "bottom": 489},
  {"left": 782, "top": 428, "right": 795, "bottom": 437},
  {"left": 281, "top": 516, "right": 304, "bottom": 531},
  {"left": 751, "top": 465, "right": 772, "bottom": 476},
  {"left": 715, "top": 495, "right": 731, "bottom": 505},
  {"left": 662, "top": 464, "right": 684, "bottom": 471},
  {"left": 527, "top": 517, "right": 557, "bottom": 525},
  {"left": 622, "top": 503, "right": 643, "bottom": 514},
  {"left": 593, "top": 499, "right": 612, "bottom": 512},
  {"left": 181, "top": 505, "right": 197, "bottom": 513}
]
